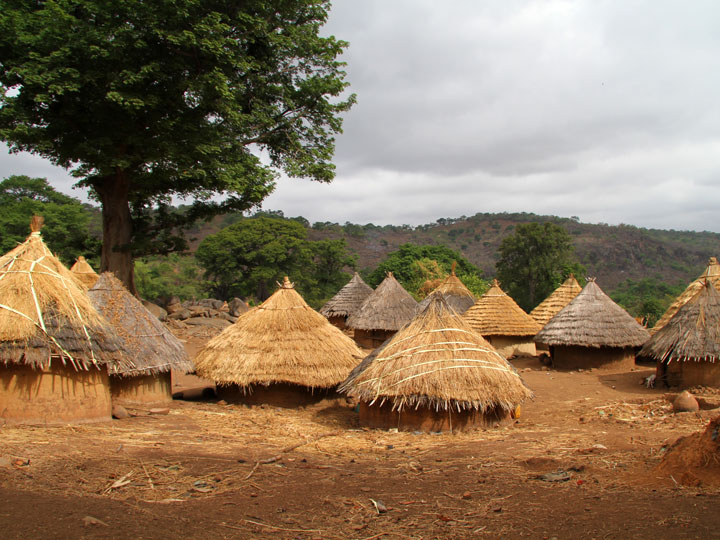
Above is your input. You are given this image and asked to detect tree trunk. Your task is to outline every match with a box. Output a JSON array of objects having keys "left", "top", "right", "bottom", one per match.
[{"left": 95, "top": 170, "right": 138, "bottom": 296}]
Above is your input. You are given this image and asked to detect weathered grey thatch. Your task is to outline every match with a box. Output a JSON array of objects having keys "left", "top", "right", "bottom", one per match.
[
  {"left": 0, "top": 217, "right": 130, "bottom": 371},
  {"left": 70, "top": 256, "right": 99, "bottom": 289},
  {"left": 641, "top": 281, "right": 720, "bottom": 363},
  {"left": 347, "top": 272, "right": 418, "bottom": 331},
  {"left": 463, "top": 280, "right": 541, "bottom": 336},
  {"left": 340, "top": 292, "right": 532, "bottom": 412},
  {"left": 530, "top": 274, "right": 582, "bottom": 327},
  {"left": 417, "top": 268, "right": 476, "bottom": 315},
  {"left": 195, "top": 277, "right": 363, "bottom": 388},
  {"left": 535, "top": 279, "right": 650, "bottom": 348},
  {"left": 652, "top": 257, "right": 720, "bottom": 334},
  {"left": 319, "top": 272, "right": 373, "bottom": 319},
  {"left": 88, "top": 272, "right": 194, "bottom": 376}
]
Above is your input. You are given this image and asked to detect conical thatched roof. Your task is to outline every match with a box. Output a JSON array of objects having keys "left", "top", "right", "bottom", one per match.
[
  {"left": 319, "top": 272, "right": 373, "bottom": 319},
  {"left": 0, "top": 217, "right": 130, "bottom": 371},
  {"left": 640, "top": 280, "right": 720, "bottom": 363},
  {"left": 535, "top": 279, "right": 650, "bottom": 348},
  {"left": 463, "top": 280, "right": 541, "bottom": 337},
  {"left": 347, "top": 272, "right": 419, "bottom": 331},
  {"left": 194, "top": 277, "right": 363, "bottom": 388},
  {"left": 652, "top": 257, "right": 720, "bottom": 334},
  {"left": 530, "top": 274, "right": 583, "bottom": 326},
  {"left": 340, "top": 292, "right": 533, "bottom": 412},
  {"left": 417, "top": 265, "right": 476, "bottom": 315},
  {"left": 70, "top": 256, "right": 99, "bottom": 289},
  {"left": 88, "top": 272, "right": 193, "bottom": 376}
]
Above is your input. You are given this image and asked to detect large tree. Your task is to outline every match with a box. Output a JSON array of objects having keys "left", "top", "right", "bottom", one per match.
[
  {"left": 496, "top": 222, "right": 585, "bottom": 311},
  {"left": 0, "top": 1, "right": 354, "bottom": 293}
]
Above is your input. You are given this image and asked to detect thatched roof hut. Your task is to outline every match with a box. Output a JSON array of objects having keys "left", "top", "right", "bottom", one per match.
[
  {"left": 534, "top": 279, "right": 650, "bottom": 370},
  {"left": 651, "top": 257, "right": 720, "bottom": 334},
  {"left": 70, "top": 256, "right": 99, "bottom": 289},
  {"left": 347, "top": 272, "right": 419, "bottom": 349},
  {"left": 195, "top": 277, "right": 363, "bottom": 407},
  {"left": 462, "top": 280, "right": 541, "bottom": 358},
  {"left": 340, "top": 292, "right": 532, "bottom": 432},
  {"left": 319, "top": 272, "right": 373, "bottom": 329},
  {"left": 530, "top": 274, "right": 583, "bottom": 327},
  {"left": 417, "top": 265, "right": 476, "bottom": 315},
  {"left": 641, "top": 281, "right": 720, "bottom": 388},
  {"left": 0, "top": 217, "right": 130, "bottom": 425},
  {"left": 88, "top": 272, "right": 194, "bottom": 404}
]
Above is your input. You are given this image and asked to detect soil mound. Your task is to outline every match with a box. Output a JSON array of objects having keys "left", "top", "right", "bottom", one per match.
[{"left": 656, "top": 414, "right": 720, "bottom": 486}]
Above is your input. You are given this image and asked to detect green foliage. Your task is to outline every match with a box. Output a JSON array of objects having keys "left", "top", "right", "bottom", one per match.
[
  {"left": 135, "top": 254, "right": 206, "bottom": 302},
  {"left": 496, "top": 222, "right": 585, "bottom": 312},
  {"left": 195, "top": 216, "right": 355, "bottom": 307},
  {"left": 366, "top": 243, "right": 488, "bottom": 299},
  {"left": 610, "top": 278, "right": 685, "bottom": 327},
  {"left": 0, "top": 175, "right": 100, "bottom": 265}
]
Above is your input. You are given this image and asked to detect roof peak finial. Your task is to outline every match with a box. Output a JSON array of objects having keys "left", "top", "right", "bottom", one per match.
[
  {"left": 30, "top": 215, "right": 44, "bottom": 235},
  {"left": 278, "top": 276, "right": 295, "bottom": 289}
]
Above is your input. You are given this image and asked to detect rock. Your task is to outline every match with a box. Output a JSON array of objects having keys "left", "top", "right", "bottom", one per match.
[
  {"left": 82, "top": 516, "right": 109, "bottom": 527},
  {"left": 166, "top": 301, "right": 185, "bottom": 315},
  {"left": 184, "top": 317, "right": 231, "bottom": 329},
  {"left": 218, "top": 312, "right": 238, "bottom": 323},
  {"left": 142, "top": 300, "right": 167, "bottom": 321},
  {"left": 462, "top": 491, "right": 472, "bottom": 500},
  {"left": 228, "top": 297, "right": 250, "bottom": 317},
  {"left": 673, "top": 391, "right": 700, "bottom": 413},
  {"left": 149, "top": 407, "right": 170, "bottom": 415},
  {"left": 112, "top": 405, "right": 130, "bottom": 419},
  {"left": 168, "top": 309, "right": 192, "bottom": 320}
]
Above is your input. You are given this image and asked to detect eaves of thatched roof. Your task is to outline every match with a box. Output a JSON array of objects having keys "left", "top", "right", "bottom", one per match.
[
  {"left": 530, "top": 274, "right": 582, "bottom": 327},
  {"left": 346, "top": 273, "right": 418, "bottom": 331},
  {"left": 340, "top": 292, "right": 532, "bottom": 412},
  {"left": 195, "top": 277, "right": 363, "bottom": 388},
  {"left": 319, "top": 272, "right": 373, "bottom": 319},
  {"left": 463, "top": 280, "right": 541, "bottom": 337},
  {"left": 535, "top": 279, "right": 650, "bottom": 348}
]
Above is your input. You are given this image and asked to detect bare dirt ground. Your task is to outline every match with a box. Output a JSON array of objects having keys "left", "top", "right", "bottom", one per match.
[{"left": 2, "top": 336, "right": 720, "bottom": 540}]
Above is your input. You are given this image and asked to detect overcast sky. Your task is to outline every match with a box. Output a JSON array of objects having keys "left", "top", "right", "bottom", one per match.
[{"left": 3, "top": 1, "right": 720, "bottom": 232}]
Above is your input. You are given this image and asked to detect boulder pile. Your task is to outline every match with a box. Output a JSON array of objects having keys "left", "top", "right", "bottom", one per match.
[{"left": 144, "top": 296, "right": 250, "bottom": 335}]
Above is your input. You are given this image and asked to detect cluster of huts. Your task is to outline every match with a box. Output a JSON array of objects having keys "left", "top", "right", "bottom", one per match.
[{"left": 3, "top": 216, "right": 720, "bottom": 433}]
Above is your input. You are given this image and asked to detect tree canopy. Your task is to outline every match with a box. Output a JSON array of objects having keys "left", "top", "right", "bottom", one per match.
[
  {"left": 0, "top": 1, "right": 354, "bottom": 292},
  {"left": 495, "top": 222, "right": 585, "bottom": 311}
]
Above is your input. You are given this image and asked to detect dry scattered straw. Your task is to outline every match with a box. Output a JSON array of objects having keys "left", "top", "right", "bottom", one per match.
[
  {"left": 530, "top": 274, "right": 582, "bottom": 327},
  {"left": 417, "top": 266, "right": 476, "bottom": 315},
  {"left": 319, "top": 272, "right": 373, "bottom": 319},
  {"left": 535, "top": 279, "right": 650, "bottom": 348},
  {"left": 652, "top": 257, "right": 720, "bottom": 334},
  {"left": 69, "top": 256, "right": 99, "bottom": 289},
  {"left": 347, "top": 272, "right": 418, "bottom": 332},
  {"left": 341, "top": 292, "right": 533, "bottom": 413},
  {"left": 194, "top": 277, "right": 363, "bottom": 388},
  {"left": 463, "top": 280, "right": 541, "bottom": 337},
  {"left": 641, "top": 280, "right": 720, "bottom": 364},
  {"left": 88, "top": 272, "right": 193, "bottom": 376},
  {"left": 0, "top": 217, "right": 130, "bottom": 371}
]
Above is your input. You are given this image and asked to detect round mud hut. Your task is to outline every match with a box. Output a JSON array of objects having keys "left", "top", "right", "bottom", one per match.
[
  {"left": 462, "top": 280, "right": 541, "bottom": 358},
  {"left": 534, "top": 279, "right": 650, "bottom": 370},
  {"left": 70, "top": 256, "right": 99, "bottom": 289},
  {"left": 0, "top": 217, "right": 130, "bottom": 425},
  {"left": 319, "top": 272, "right": 373, "bottom": 330},
  {"left": 346, "top": 272, "right": 419, "bottom": 349},
  {"left": 340, "top": 292, "right": 533, "bottom": 433},
  {"left": 640, "top": 281, "right": 720, "bottom": 388},
  {"left": 417, "top": 264, "right": 476, "bottom": 315},
  {"left": 88, "top": 272, "right": 194, "bottom": 404},
  {"left": 194, "top": 277, "right": 364, "bottom": 407},
  {"left": 651, "top": 257, "right": 720, "bottom": 334}
]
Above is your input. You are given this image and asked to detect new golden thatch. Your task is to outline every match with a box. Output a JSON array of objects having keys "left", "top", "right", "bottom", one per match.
[
  {"left": 417, "top": 264, "right": 476, "bottom": 315},
  {"left": 530, "top": 274, "right": 582, "bottom": 327},
  {"left": 641, "top": 281, "right": 720, "bottom": 388},
  {"left": 70, "top": 256, "right": 99, "bottom": 289},
  {"left": 651, "top": 257, "right": 720, "bottom": 334},
  {"left": 194, "top": 277, "right": 363, "bottom": 392},
  {"left": 340, "top": 292, "right": 532, "bottom": 432},
  {"left": 319, "top": 272, "right": 373, "bottom": 328}
]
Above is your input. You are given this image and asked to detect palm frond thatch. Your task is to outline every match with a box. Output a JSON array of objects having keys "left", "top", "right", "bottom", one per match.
[
  {"left": 340, "top": 292, "right": 533, "bottom": 412},
  {"left": 319, "top": 272, "right": 373, "bottom": 319},
  {"left": 70, "top": 256, "right": 99, "bottom": 289},
  {"left": 530, "top": 274, "right": 582, "bottom": 326},
  {"left": 535, "top": 279, "right": 650, "bottom": 348},
  {"left": 88, "top": 272, "right": 194, "bottom": 376},
  {"left": 652, "top": 257, "right": 720, "bottom": 333},
  {"left": 417, "top": 266, "right": 476, "bottom": 315},
  {"left": 0, "top": 217, "right": 131, "bottom": 371},
  {"left": 194, "top": 277, "right": 363, "bottom": 388},
  {"left": 463, "top": 280, "right": 541, "bottom": 336},
  {"left": 346, "top": 272, "right": 418, "bottom": 331},
  {"left": 640, "top": 280, "right": 720, "bottom": 363}
]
